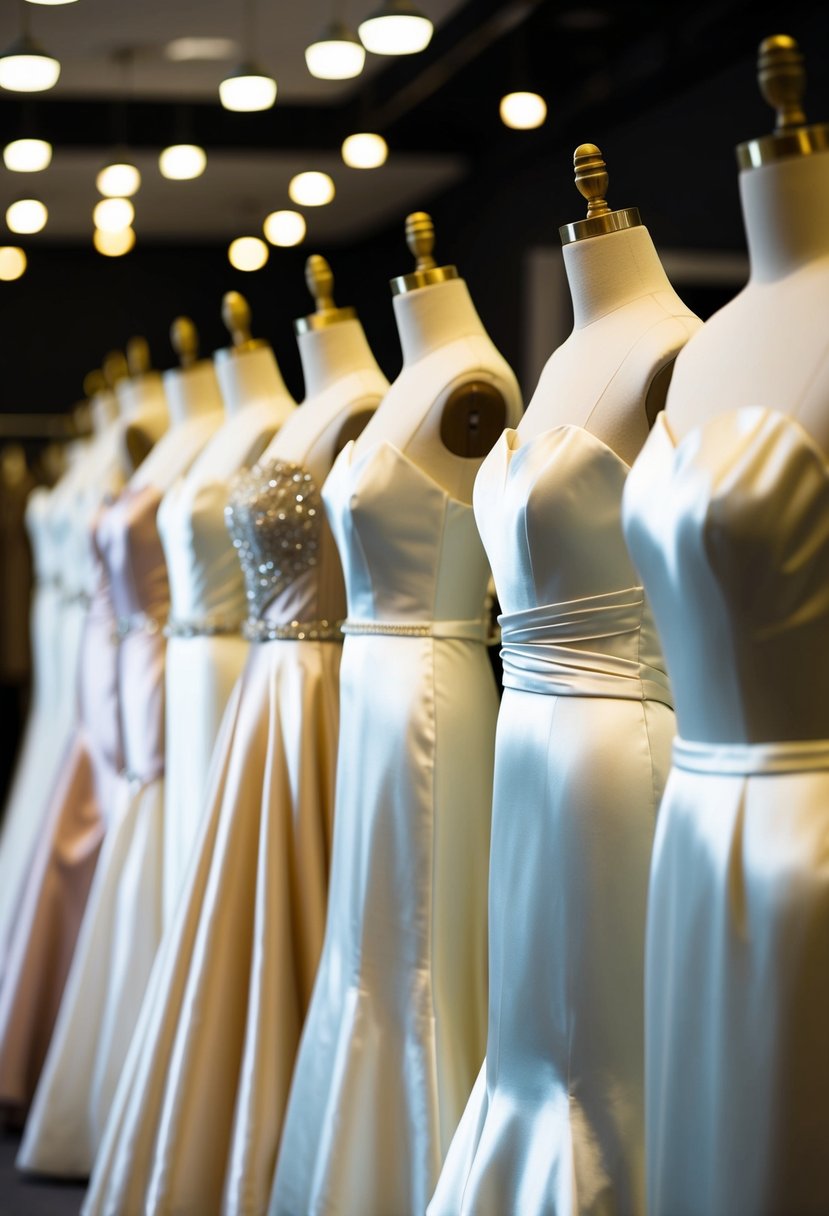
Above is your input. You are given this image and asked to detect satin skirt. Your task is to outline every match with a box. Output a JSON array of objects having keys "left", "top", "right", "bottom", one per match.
[
  {"left": 0, "top": 579, "right": 122, "bottom": 1110},
  {"left": 161, "top": 634, "right": 249, "bottom": 928},
  {"left": 84, "top": 638, "right": 340, "bottom": 1216},
  {"left": 270, "top": 635, "right": 496, "bottom": 1216},
  {"left": 429, "top": 692, "right": 673, "bottom": 1216},
  {"left": 646, "top": 740, "right": 829, "bottom": 1216}
]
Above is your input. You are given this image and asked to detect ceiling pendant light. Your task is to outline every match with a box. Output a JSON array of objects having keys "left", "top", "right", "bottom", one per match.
[
  {"left": 358, "top": 2, "right": 433, "bottom": 56},
  {"left": 288, "top": 171, "right": 335, "bottom": 207},
  {"left": 263, "top": 210, "right": 306, "bottom": 247},
  {"left": 93, "top": 197, "right": 134, "bottom": 233},
  {"left": 219, "top": 0, "right": 276, "bottom": 111},
  {"left": 305, "top": 22, "right": 365, "bottom": 80},
  {"left": 6, "top": 198, "right": 48, "bottom": 234},
  {"left": 499, "top": 90, "right": 547, "bottom": 130},
  {"left": 26, "top": 1, "right": 79, "bottom": 6},
  {"left": 0, "top": 32, "right": 60, "bottom": 92},
  {"left": 342, "top": 132, "right": 388, "bottom": 168},
  {"left": 228, "top": 237, "right": 269, "bottom": 271},
  {"left": 94, "top": 227, "right": 136, "bottom": 257},
  {"left": 159, "top": 143, "right": 207, "bottom": 180},
  {"left": 96, "top": 162, "right": 141, "bottom": 197},
  {"left": 3, "top": 137, "right": 52, "bottom": 171},
  {"left": 0, "top": 247, "right": 27, "bottom": 281}
]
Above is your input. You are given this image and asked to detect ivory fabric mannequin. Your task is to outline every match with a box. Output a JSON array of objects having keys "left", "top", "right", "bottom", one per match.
[
  {"left": 429, "top": 146, "right": 699, "bottom": 1216},
  {"left": 622, "top": 36, "right": 829, "bottom": 1216},
  {"left": 271, "top": 215, "right": 522, "bottom": 1216},
  {"left": 158, "top": 293, "right": 295, "bottom": 926},
  {"left": 18, "top": 320, "right": 223, "bottom": 1177},
  {"left": 84, "top": 257, "right": 387, "bottom": 1216}
]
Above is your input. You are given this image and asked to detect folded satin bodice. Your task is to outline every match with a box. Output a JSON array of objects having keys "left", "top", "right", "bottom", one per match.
[{"left": 158, "top": 476, "right": 247, "bottom": 628}]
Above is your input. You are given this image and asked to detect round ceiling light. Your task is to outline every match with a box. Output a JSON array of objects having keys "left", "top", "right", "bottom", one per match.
[
  {"left": 342, "top": 132, "right": 388, "bottom": 169},
  {"left": 159, "top": 144, "right": 207, "bottom": 181},
  {"left": 25, "top": 1, "right": 80, "bottom": 6},
  {"left": 288, "top": 171, "right": 335, "bottom": 207},
  {"left": 358, "top": 2, "right": 433, "bottom": 55},
  {"left": 3, "top": 137, "right": 52, "bottom": 171},
  {"left": 305, "top": 24, "right": 365, "bottom": 80},
  {"left": 219, "top": 65, "right": 277, "bottom": 112},
  {"left": 96, "top": 162, "right": 141, "bottom": 197},
  {"left": 6, "top": 198, "right": 47, "bottom": 234},
  {"left": 93, "top": 197, "right": 135, "bottom": 233},
  {"left": 94, "top": 227, "right": 136, "bottom": 257},
  {"left": 0, "top": 247, "right": 27, "bottom": 281},
  {"left": 263, "top": 209, "right": 306, "bottom": 247},
  {"left": 0, "top": 34, "right": 60, "bottom": 92},
  {"left": 499, "top": 91, "right": 547, "bottom": 130},
  {"left": 228, "top": 236, "right": 269, "bottom": 271}
]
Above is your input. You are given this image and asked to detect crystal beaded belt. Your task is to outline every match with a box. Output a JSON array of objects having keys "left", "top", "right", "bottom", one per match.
[
  {"left": 61, "top": 588, "right": 93, "bottom": 608},
  {"left": 113, "top": 612, "right": 166, "bottom": 641},
  {"left": 243, "top": 617, "right": 343, "bottom": 643},
  {"left": 673, "top": 736, "right": 829, "bottom": 776},
  {"left": 341, "top": 618, "right": 488, "bottom": 642},
  {"left": 164, "top": 614, "right": 244, "bottom": 639}
]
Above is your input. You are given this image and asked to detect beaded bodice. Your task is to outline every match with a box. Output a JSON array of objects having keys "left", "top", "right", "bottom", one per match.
[{"left": 226, "top": 458, "right": 342, "bottom": 632}]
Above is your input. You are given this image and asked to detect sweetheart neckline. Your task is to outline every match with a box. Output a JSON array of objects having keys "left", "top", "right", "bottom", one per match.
[
  {"left": 333, "top": 437, "right": 476, "bottom": 508},
  {"left": 500, "top": 425, "right": 632, "bottom": 472},
  {"left": 654, "top": 406, "right": 829, "bottom": 474}
]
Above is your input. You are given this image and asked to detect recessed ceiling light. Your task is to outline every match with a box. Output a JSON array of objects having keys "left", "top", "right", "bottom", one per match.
[
  {"left": 288, "top": 171, "right": 335, "bottom": 207},
  {"left": 3, "top": 137, "right": 52, "bottom": 172},
  {"left": 165, "top": 37, "right": 239, "bottom": 62}
]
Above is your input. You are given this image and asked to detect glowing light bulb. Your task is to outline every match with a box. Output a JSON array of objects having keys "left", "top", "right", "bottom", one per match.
[
  {"left": 159, "top": 144, "right": 207, "bottom": 180},
  {"left": 219, "top": 68, "right": 276, "bottom": 112},
  {"left": 358, "top": 3, "right": 433, "bottom": 55},
  {"left": 288, "top": 171, "right": 335, "bottom": 207},
  {"left": 94, "top": 227, "right": 136, "bottom": 257},
  {"left": 6, "top": 198, "right": 47, "bottom": 234},
  {"left": 96, "top": 162, "right": 141, "bottom": 197},
  {"left": 0, "top": 246, "right": 27, "bottom": 280},
  {"left": 263, "top": 210, "right": 306, "bottom": 247},
  {"left": 3, "top": 138, "right": 52, "bottom": 171},
  {"left": 228, "top": 236, "right": 269, "bottom": 271},
  {"left": 341, "top": 132, "right": 388, "bottom": 169},
  {"left": 499, "top": 91, "right": 547, "bottom": 130},
  {"left": 0, "top": 36, "right": 60, "bottom": 92},
  {"left": 305, "top": 25, "right": 365, "bottom": 80},
  {"left": 93, "top": 197, "right": 135, "bottom": 233}
]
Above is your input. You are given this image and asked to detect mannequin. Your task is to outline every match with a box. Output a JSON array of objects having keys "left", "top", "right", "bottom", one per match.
[
  {"left": 117, "top": 337, "right": 169, "bottom": 473},
  {"left": 621, "top": 35, "right": 829, "bottom": 1216},
  {"left": 157, "top": 294, "right": 295, "bottom": 925},
  {"left": 82, "top": 257, "right": 388, "bottom": 1216}
]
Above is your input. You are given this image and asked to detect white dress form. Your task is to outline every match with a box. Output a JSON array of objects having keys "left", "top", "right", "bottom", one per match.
[
  {"left": 271, "top": 216, "right": 522, "bottom": 1216},
  {"left": 622, "top": 36, "right": 829, "bottom": 1216},
  {"left": 83, "top": 263, "right": 388, "bottom": 1216}
]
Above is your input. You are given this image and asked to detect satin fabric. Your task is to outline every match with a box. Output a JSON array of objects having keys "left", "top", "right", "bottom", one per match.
[
  {"left": 622, "top": 407, "right": 829, "bottom": 1216},
  {"left": 84, "top": 456, "right": 344, "bottom": 1216},
  {"left": 18, "top": 485, "right": 169, "bottom": 1177},
  {"left": 429, "top": 427, "right": 673, "bottom": 1216},
  {"left": 157, "top": 473, "right": 249, "bottom": 925},
  {"left": 270, "top": 440, "right": 496, "bottom": 1216}
]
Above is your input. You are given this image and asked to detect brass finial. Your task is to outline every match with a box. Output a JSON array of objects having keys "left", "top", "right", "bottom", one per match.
[
  {"left": 737, "top": 34, "right": 828, "bottom": 169},
  {"left": 559, "top": 142, "right": 641, "bottom": 246},
  {"left": 171, "top": 316, "right": 199, "bottom": 367},
  {"left": 390, "top": 211, "right": 458, "bottom": 296},
  {"left": 294, "top": 254, "right": 356, "bottom": 333},
  {"left": 759, "top": 35, "right": 806, "bottom": 131},
  {"left": 126, "top": 336, "right": 151, "bottom": 376},
  {"left": 222, "top": 291, "right": 253, "bottom": 347},
  {"left": 83, "top": 369, "right": 107, "bottom": 398},
  {"left": 102, "top": 349, "right": 129, "bottom": 388}
]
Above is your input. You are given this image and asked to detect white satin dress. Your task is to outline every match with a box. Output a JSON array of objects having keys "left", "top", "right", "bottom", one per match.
[
  {"left": 430, "top": 426, "right": 674, "bottom": 1216},
  {"left": 270, "top": 440, "right": 497, "bottom": 1216},
  {"left": 622, "top": 407, "right": 829, "bottom": 1216}
]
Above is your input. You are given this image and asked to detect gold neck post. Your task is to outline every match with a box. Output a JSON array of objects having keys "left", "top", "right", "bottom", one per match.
[
  {"left": 737, "top": 35, "right": 829, "bottom": 169},
  {"left": 559, "top": 143, "right": 641, "bottom": 246},
  {"left": 390, "top": 211, "right": 459, "bottom": 296},
  {"left": 216, "top": 291, "right": 266, "bottom": 359},
  {"left": 294, "top": 254, "right": 356, "bottom": 334}
]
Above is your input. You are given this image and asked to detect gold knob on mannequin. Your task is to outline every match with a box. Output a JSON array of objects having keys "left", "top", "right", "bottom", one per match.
[
  {"left": 221, "top": 291, "right": 253, "bottom": 347},
  {"left": 305, "top": 254, "right": 336, "bottom": 313},
  {"left": 758, "top": 35, "right": 807, "bottom": 131},
  {"left": 170, "top": 316, "right": 199, "bottom": 367},
  {"left": 83, "top": 369, "right": 107, "bottom": 398},
  {"left": 405, "top": 211, "right": 437, "bottom": 272},
  {"left": 126, "top": 336, "right": 151, "bottom": 376},
  {"left": 102, "top": 350, "right": 128, "bottom": 388},
  {"left": 573, "top": 144, "right": 611, "bottom": 219}
]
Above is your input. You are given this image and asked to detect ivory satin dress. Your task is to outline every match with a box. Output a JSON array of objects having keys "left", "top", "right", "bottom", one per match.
[
  {"left": 429, "top": 426, "right": 674, "bottom": 1216},
  {"left": 270, "top": 439, "right": 497, "bottom": 1216},
  {"left": 84, "top": 455, "right": 345, "bottom": 1216},
  {"left": 18, "top": 484, "right": 169, "bottom": 1176},
  {"left": 623, "top": 407, "right": 829, "bottom": 1216}
]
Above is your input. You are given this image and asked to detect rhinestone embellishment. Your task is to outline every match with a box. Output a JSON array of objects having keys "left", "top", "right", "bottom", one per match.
[{"left": 225, "top": 458, "right": 323, "bottom": 622}]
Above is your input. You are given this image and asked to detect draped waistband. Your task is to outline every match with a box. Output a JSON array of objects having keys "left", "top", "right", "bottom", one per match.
[
  {"left": 113, "top": 612, "right": 167, "bottom": 641},
  {"left": 673, "top": 736, "right": 829, "bottom": 776},
  {"left": 164, "top": 613, "right": 244, "bottom": 639},
  {"left": 243, "top": 617, "right": 343, "bottom": 643},
  {"left": 341, "top": 617, "right": 487, "bottom": 642},
  {"left": 499, "top": 586, "right": 672, "bottom": 705}
]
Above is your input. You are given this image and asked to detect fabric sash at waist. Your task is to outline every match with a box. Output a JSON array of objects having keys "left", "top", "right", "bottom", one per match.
[
  {"left": 673, "top": 736, "right": 829, "bottom": 776},
  {"left": 342, "top": 617, "right": 487, "bottom": 642},
  {"left": 499, "top": 586, "right": 672, "bottom": 705}
]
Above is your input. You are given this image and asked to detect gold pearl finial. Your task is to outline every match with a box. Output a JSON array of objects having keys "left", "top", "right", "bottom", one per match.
[
  {"left": 83, "top": 369, "right": 107, "bottom": 398},
  {"left": 171, "top": 316, "right": 199, "bottom": 367},
  {"left": 222, "top": 291, "right": 252, "bottom": 347},
  {"left": 574, "top": 144, "right": 611, "bottom": 219},
  {"left": 102, "top": 350, "right": 128, "bottom": 388},
  {"left": 406, "top": 212, "right": 437, "bottom": 272},
  {"left": 305, "top": 254, "right": 336, "bottom": 312},
  {"left": 758, "top": 35, "right": 807, "bottom": 131},
  {"left": 126, "top": 336, "right": 150, "bottom": 376}
]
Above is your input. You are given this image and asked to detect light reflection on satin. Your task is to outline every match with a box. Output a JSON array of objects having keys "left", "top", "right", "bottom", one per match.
[{"left": 623, "top": 407, "right": 829, "bottom": 1216}]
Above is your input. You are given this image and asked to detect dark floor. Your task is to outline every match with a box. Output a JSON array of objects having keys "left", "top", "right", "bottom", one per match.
[{"left": 0, "top": 1132, "right": 84, "bottom": 1216}]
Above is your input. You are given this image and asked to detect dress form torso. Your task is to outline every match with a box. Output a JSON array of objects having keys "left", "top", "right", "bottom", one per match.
[
  {"left": 117, "top": 372, "right": 169, "bottom": 475},
  {"left": 132, "top": 359, "right": 224, "bottom": 492}
]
